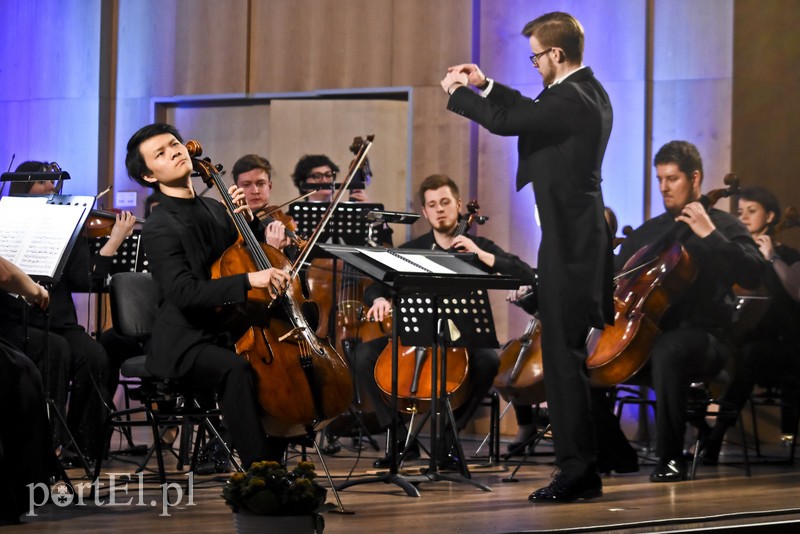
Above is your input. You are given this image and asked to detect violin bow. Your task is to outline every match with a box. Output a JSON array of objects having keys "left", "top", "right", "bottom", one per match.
[{"left": 289, "top": 136, "right": 374, "bottom": 278}]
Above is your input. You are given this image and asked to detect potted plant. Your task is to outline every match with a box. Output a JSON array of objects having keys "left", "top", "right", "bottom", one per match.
[{"left": 222, "top": 460, "right": 326, "bottom": 533}]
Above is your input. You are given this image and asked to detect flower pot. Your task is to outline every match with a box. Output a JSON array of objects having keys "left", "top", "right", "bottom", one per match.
[{"left": 232, "top": 511, "right": 324, "bottom": 533}]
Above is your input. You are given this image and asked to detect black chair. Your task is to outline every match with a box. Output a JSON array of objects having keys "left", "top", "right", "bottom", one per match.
[{"left": 92, "top": 272, "right": 239, "bottom": 486}]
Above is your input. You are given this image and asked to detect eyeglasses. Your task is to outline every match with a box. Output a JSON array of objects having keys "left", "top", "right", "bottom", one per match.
[
  {"left": 307, "top": 171, "right": 336, "bottom": 181},
  {"left": 529, "top": 48, "right": 553, "bottom": 67}
]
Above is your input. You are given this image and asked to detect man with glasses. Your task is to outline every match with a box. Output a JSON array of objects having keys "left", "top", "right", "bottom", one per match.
[
  {"left": 291, "top": 154, "right": 369, "bottom": 203},
  {"left": 440, "top": 12, "right": 614, "bottom": 502}
]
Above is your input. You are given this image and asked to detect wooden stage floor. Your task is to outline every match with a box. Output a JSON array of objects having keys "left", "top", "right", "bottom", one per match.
[{"left": 9, "top": 432, "right": 800, "bottom": 533}]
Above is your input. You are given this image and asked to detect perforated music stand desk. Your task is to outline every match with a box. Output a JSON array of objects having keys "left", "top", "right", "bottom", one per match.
[
  {"left": 288, "top": 202, "right": 385, "bottom": 246},
  {"left": 321, "top": 244, "right": 519, "bottom": 495}
]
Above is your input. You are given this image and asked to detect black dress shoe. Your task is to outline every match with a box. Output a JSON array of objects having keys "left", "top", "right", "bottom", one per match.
[
  {"left": 649, "top": 458, "right": 688, "bottom": 482},
  {"left": 528, "top": 471, "right": 602, "bottom": 503}
]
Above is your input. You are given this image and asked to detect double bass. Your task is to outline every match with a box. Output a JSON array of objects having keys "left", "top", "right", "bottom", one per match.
[
  {"left": 372, "top": 201, "right": 486, "bottom": 414},
  {"left": 187, "top": 140, "right": 353, "bottom": 437},
  {"left": 585, "top": 174, "right": 741, "bottom": 387}
]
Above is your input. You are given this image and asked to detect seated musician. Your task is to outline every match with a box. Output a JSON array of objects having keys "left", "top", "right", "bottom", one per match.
[
  {"left": 0, "top": 161, "right": 136, "bottom": 466},
  {"left": 125, "top": 122, "right": 291, "bottom": 466},
  {"left": 700, "top": 186, "right": 800, "bottom": 463},
  {"left": 353, "top": 174, "right": 537, "bottom": 469},
  {"left": 0, "top": 256, "right": 57, "bottom": 524},
  {"left": 232, "top": 154, "right": 294, "bottom": 254},
  {"left": 292, "top": 154, "right": 370, "bottom": 202},
  {"left": 605, "top": 140, "right": 762, "bottom": 482}
]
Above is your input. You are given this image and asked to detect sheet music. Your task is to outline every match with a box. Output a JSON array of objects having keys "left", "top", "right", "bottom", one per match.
[
  {"left": 0, "top": 196, "right": 87, "bottom": 277},
  {"left": 398, "top": 253, "right": 455, "bottom": 274},
  {"left": 359, "top": 248, "right": 455, "bottom": 274}
]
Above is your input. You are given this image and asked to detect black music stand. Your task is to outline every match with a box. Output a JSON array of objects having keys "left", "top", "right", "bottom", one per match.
[
  {"left": 320, "top": 245, "right": 519, "bottom": 496},
  {"left": 288, "top": 202, "right": 385, "bottom": 246},
  {"left": 0, "top": 194, "right": 96, "bottom": 478},
  {"left": 88, "top": 230, "right": 148, "bottom": 277},
  {"left": 395, "top": 290, "right": 498, "bottom": 490}
]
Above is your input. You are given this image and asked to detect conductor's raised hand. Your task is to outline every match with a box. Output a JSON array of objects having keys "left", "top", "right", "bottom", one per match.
[
  {"left": 448, "top": 63, "right": 488, "bottom": 89},
  {"left": 440, "top": 69, "right": 469, "bottom": 94}
]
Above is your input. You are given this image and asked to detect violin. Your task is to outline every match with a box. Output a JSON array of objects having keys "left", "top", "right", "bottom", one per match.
[
  {"left": 84, "top": 208, "right": 144, "bottom": 238},
  {"left": 254, "top": 204, "right": 308, "bottom": 250},
  {"left": 372, "top": 200, "right": 485, "bottom": 413},
  {"left": 585, "top": 174, "right": 740, "bottom": 387},
  {"left": 187, "top": 140, "right": 352, "bottom": 437}
]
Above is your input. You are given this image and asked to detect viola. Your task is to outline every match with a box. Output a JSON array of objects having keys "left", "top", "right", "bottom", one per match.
[
  {"left": 84, "top": 208, "right": 145, "bottom": 238},
  {"left": 585, "top": 174, "right": 740, "bottom": 387},
  {"left": 372, "top": 200, "right": 485, "bottom": 413},
  {"left": 254, "top": 204, "right": 308, "bottom": 250},
  {"left": 186, "top": 140, "right": 352, "bottom": 437}
]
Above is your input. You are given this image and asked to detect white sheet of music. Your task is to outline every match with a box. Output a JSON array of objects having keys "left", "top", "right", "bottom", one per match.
[
  {"left": 359, "top": 248, "right": 455, "bottom": 274},
  {"left": 0, "top": 196, "right": 86, "bottom": 277}
]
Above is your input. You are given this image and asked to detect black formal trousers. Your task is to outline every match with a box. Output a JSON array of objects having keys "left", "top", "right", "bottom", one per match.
[{"left": 182, "top": 344, "right": 284, "bottom": 467}]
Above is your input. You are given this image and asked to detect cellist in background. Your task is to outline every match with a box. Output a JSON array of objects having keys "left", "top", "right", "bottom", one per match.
[
  {"left": 602, "top": 140, "right": 762, "bottom": 482},
  {"left": 700, "top": 186, "right": 800, "bottom": 464},
  {"left": 125, "top": 123, "right": 291, "bottom": 466},
  {"left": 353, "top": 174, "right": 537, "bottom": 469}
]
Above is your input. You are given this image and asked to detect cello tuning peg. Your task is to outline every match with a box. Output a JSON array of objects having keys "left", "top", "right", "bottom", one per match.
[{"left": 215, "top": 163, "right": 224, "bottom": 172}]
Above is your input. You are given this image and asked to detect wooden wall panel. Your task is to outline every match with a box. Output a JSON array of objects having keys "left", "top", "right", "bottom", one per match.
[
  {"left": 172, "top": 0, "right": 249, "bottom": 95},
  {"left": 391, "top": 0, "right": 474, "bottom": 88},
  {"left": 249, "top": 0, "right": 394, "bottom": 93},
  {"left": 733, "top": 0, "right": 800, "bottom": 249}
]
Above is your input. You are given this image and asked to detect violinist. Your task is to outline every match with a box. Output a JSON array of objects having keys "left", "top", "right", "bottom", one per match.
[
  {"left": 700, "top": 186, "right": 800, "bottom": 464},
  {"left": 231, "top": 154, "right": 294, "bottom": 254},
  {"left": 607, "top": 140, "right": 762, "bottom": 482},
  {"left": 125, "top": 123, "right": 291, "bottom": 466},
  {"left": 0, "top": 160, "right": 136, "bottom": 467},
  {"left": 353, "top": 174, "right": 537, "bottom": 469}
]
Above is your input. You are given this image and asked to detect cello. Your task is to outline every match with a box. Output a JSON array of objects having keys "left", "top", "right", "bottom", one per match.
[
  {"left": 372, "top": 201, "right": 485, "bottom": 414},
  {"left": 187, "top": 140, "right": 353, "bottom": 437},
  {"left": 585, "top": 174, "right": 741, "bottom": 387}
]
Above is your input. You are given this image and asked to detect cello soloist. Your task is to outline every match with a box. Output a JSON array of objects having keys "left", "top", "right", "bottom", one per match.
[
  {"left": 125, "top": 123, "right": 291, "bottom": 466},
  {"left": 598, "top": 140, "right": 763, "bottom": 482}
]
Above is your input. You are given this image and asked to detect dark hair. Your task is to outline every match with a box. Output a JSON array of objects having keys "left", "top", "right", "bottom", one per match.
[
  {"left": 740, "top": 186, "right": 781, "bottom": 227},
  {"left": 418, "top": 174, "right": 460, "bottom": 206},
  {"left": 291, "top": 155, "right": 339, "bottom": 191},
  {"left": 8, "top": 161, "right": 48, "bottom": 195},
  {"left": 144, "top": 191, "right": 163, "bottom": 218},
  {"left": 522, "top": 12, "right": 584, "bottom": 64},
  {"left": 653, "top": 140, "right": 704, "bottom": 179},
  {"left": 232, "top": 154, "right": 272, "bottom": 185},
  {"left": 125, "top": 123, "right": 184, "bottom": 189}
]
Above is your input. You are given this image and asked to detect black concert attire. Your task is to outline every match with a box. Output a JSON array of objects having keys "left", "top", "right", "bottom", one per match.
[
  {"left": 141, "top": 194, "right": 285, "bottom": 467},
  {"left": 611, "top": 208, "right": 763, "bottom": 468},
  {"left": 353, "top": 230, "right": 536, "bottom": 436},
  {"left": 0, "top": 338, "right": 57, "bottom": 524},
  {"left": 703, "top": 243, "right": 800, "bottom": 457},
  {"left": 0, "top": 239, "right": 112, "bottom": 458},
  {"left": 447, "top": 67, "right": 614, "bottom": 482}
]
